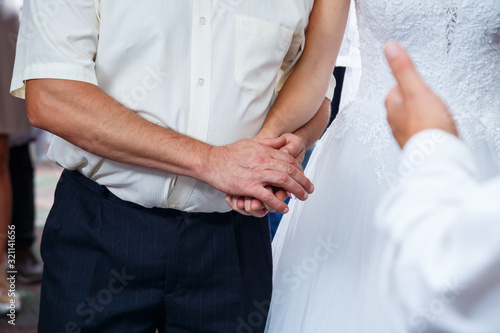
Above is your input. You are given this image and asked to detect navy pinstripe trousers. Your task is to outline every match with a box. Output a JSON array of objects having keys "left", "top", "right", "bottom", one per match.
[{"left": 38, "top": 170, "right": 272, "bottom": 333}]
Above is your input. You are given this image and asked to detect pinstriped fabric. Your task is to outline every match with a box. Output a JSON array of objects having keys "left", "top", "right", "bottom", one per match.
[{"left": 39, "top": 170, "right": 271, "bottom": 332}]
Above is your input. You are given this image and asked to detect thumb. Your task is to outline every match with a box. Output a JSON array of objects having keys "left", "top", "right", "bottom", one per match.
[
  {"left": 384, "top": 41, "right": 426, "bottom": 98},
  {"left": 255, "top": 136, "right": 287, "bottom": 149}
]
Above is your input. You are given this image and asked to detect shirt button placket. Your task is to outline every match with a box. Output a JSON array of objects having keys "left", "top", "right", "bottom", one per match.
[{"left": 170, "top": 0, "right": 212, "bottom": 211}]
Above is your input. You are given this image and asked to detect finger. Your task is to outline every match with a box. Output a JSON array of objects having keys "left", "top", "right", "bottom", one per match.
[
  {"left": 278, "top": 159, "right": 314, "bottom": 195},
  {"left": 270, "top": 147, "right": 304, "bottom": 171},
  {"left": 384, "top": 41, "right": 426, "bottom": 98},
  {"left": 225, "top": 195, "right": 250, "bottom": 215},
  {"left": 245, "top": 197, "right": 253, "bottom": 212},
  {"left": 385, "top": 85, "right": 404, "bottom": 116},
  {"left": 295, "top": 152, "right": 305, "bottom": 165},
  {"left": 267, "top": 151, "right": 313, "bottom": 195},
  {"left": 245, "top": 206, "right": 269, "bottom": 218},
  {"left": 385, "top": 86, "right": 406, "bottom": 148},
  {"left": 251, "top": 186, "right": 290, "bottom": 214},
  {"left": 280, "top": 143, "right": 302, "bottom": 160},
  {"left": 251, "top": 208, "right": 269, "bottom": 218},
  {"left": 225, "top": 195, "right": 233, "bottom": 207},
  {"left": 238, "top": 197, "right": 268, "bottom": 217},
  {"left": 264, "top": 189, "right": 288, "bottom": 213},
  {"left": 261, "top": 186, "right": 276, "bottom": 213},
  {"left": 232, "top": 197, "right": 252, "bottom": 216},
  {"left": 264, "top": 203, "right": 276, "bottom": 213},
  {"left": 234, "top": 197, "right": 246, "bottom": 210},
  {"left": 249, "top": 198, "right": 265, "bottom": 211},
  {"left": 261, "top": 170, "right": 311, "bottom": 201},
  {"left": 275, "top": 189, "right": 289, "bottom": 202},
  {"left": 236, "top": 197, "right": 246, "bottom": 210},
  {"left": 280, "top": 134, "right": 305, "bottom": 158},
  {"left": 255, "top": 136, "right": 287, "bottom": 150}
]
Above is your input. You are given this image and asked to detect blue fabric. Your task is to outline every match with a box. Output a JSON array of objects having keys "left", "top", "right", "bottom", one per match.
[{"left": 38, "top": 170, "right": 272, "bottom": 333}]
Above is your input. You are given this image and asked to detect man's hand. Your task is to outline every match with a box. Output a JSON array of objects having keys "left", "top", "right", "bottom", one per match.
[
  {"left": 224, "top": 133, "right": 308, "bottom": 217},
  {"left": 205, "top": 137, "right": 313, "bottom": 215},
  {"left": 384, "top": 41, "right": 458, "bottom": 148}
]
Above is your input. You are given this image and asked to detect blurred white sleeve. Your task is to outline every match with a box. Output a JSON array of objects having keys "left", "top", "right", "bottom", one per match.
[{"left": 376, "top": 129, "right": 500, "bottom": 333}]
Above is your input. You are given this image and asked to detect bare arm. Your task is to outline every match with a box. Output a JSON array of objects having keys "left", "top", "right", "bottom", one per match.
[
  {"left": 295, "top": 98, "right": 332, "bottom": 148},
  {"left": 259, "top": 97, "right": 330, "bottom": 166},
  {"left": 280, "top": 97, "right": 331, "bottom": 163},
  {"left": 26, "top": 79, "right": 314, "bottom": 213},
  {"left": 225, "top": 0, "right": 348, "bottom": 216},
  {"left": 27, "top": 80, "right": 208, "bottom": 176},
  {"left": 258, "top": 0, "right": 350, "bottom": 139}
]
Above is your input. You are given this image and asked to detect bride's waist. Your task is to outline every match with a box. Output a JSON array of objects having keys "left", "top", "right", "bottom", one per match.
[
  {"left": 332, "top": 98, "right": 500, "bottom": 143},
  {"left": 338, "top": 99, "right": 500, "bottom": 122}
]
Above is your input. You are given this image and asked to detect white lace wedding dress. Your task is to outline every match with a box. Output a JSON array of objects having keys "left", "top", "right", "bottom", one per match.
[{"left": 266, "top": 1, "right": 500, "bottom": 332}]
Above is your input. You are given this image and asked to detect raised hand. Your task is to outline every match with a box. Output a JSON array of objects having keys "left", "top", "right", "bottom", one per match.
[
  {"left": 384, "top": 41, "right": 458, "bottom": 147},
  {"left": 204, "top": 137, "right": 313, "bottom": 215}
]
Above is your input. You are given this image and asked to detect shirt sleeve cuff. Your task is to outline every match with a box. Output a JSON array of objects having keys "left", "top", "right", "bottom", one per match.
[
  {"left": 325, "top": 73, "right": 336, "bottom": 101},
  {"left": 10, "top": 63, "right": 98, "bottom": 99}
]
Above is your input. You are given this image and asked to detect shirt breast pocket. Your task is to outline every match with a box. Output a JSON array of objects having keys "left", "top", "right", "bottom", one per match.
[{"left": 235, "top": 15, "right": 293, "bottom": 97}]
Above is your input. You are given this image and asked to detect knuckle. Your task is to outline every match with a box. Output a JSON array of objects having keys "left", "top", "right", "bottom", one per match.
[
  {"left": 251, "top": 155, "right": 265, "bottom": 165},
  {"left": 261, "top": 191, "right": 273, "bottom": 202},
  {"left": 279, "top": 173, "right": 288, "bottom": 184}
]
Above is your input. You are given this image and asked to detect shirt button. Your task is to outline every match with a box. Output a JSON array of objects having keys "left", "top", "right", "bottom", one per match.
[
  {"left": 199, "top": 17, "right": 207, "bottom": 25},
  {"left": 198, "top": 78, "right": 205, "bottom": 86},
  {"left": 169, "top": 204, "right": 176, "bottom": 209}
]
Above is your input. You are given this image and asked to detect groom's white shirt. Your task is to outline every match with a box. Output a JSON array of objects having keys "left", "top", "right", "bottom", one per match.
[
  {"left": 11, "top": 0, "right": 335, "bottom": 212},
  {"left": 377, "top": 129, "right": 500, "bottom": 333}
]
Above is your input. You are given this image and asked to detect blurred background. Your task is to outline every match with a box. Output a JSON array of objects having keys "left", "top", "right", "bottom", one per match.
[{"left": 1, "top": 0, "right": 61, "bottom": 331}]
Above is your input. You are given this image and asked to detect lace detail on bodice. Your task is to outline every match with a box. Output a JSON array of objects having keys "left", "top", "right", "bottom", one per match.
[
  {"left": 331, "top": 0, "right": 500, "bottom": 180},
  {"left": 446, "top": 5, "right": 458, "bottom": 54}
]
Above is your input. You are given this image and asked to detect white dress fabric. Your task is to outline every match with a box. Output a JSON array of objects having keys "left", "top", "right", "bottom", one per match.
[
  {"left": 377, "top": 129, "right": 500, "bottom": 333},
  {"left": 336, "top": 1, "right": 362, "bottom": 112},
  {"left": 266, "top": 1, "right": 500, "bottom": 332}
]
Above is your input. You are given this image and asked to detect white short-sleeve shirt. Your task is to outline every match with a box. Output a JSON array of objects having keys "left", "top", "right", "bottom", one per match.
[{"left": 11, "top": 0, "right": 333, "bottom": 212}]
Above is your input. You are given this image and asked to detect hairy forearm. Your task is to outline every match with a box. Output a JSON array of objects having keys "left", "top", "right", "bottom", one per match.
[
  {"left": 26, "top": 79, "right": 209, "bottom": 180},
  {"left": 260, "top": 0, "right": 349, "bottom": 137}
]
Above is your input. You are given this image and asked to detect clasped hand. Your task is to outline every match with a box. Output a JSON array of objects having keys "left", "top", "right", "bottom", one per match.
[{"left": 222, "top": 133, "right": 309, "bottom": 217}]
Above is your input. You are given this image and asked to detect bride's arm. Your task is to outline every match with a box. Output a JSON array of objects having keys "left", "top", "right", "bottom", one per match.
[
  {"left": 226, "top": 0, "right": 350, "bottom": 216},
  {"left": 258, "top": 0, "right": 350, "bottom": 140}
]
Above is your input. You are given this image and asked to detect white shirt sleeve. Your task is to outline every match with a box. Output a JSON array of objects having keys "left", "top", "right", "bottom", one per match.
[
  {"left": 10, "top": 0, "right": 100, "bottom": 98},
  {"left": 376, "top": 129, "right": 500, "bottom": 333}
]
